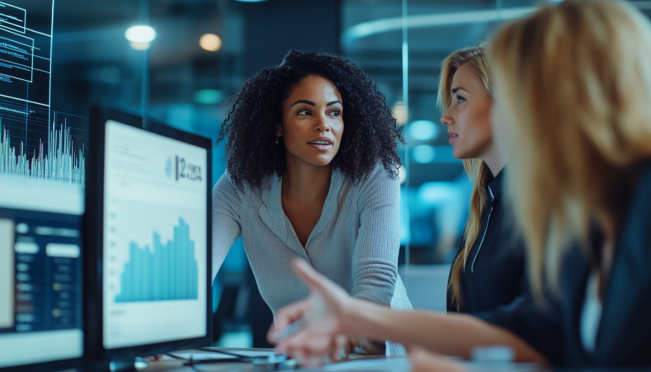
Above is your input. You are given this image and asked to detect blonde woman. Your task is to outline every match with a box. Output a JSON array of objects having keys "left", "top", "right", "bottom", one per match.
[
  {"left": 439, "top": 46, "right": 526, "bottom": 313},
  {"left": 269, "top": 0, "right": 651, "bottom": 369}
]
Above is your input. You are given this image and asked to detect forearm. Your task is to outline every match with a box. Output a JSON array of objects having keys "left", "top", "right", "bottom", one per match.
[{"left": 342, "top": 299, "right": 545, "bottom": 363}]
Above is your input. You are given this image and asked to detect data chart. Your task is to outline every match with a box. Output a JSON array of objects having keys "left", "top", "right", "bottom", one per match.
[
  {"left": 102, "top": 120, "right": 207, "bottom": 349},
  {"left": 116, "top": 218, "right": 199, "bottom": 303}
]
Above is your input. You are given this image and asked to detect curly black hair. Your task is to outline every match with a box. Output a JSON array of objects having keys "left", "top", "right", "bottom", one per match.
[{"left": 216, "top": 49, "right": 403, "bottom": 189}]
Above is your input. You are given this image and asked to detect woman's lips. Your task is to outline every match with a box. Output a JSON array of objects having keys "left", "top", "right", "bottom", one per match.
[
  {"left": 307, "top": 137, "right": 334, "bottom": 151},
  {"left": 448, "top": 132, "right": 458, "bottom": 145},
  {"left": 308, "top": 142, "right": 332, "bottom": 151}
]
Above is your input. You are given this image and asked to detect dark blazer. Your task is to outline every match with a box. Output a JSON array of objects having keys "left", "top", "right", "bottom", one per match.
[
  {"left": 478, "top": 162, "right": 651, "bottom": 368},
  {"left": 447, "top": 169, "right": 527, "bottom": 313}
]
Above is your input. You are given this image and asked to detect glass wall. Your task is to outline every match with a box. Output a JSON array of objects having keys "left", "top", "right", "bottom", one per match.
[
  {"left": 341, "top": 0, "right": 512, "bottom": 313},
  {"left": 341, "top": 0, "right": 651, "bottom": 312}
]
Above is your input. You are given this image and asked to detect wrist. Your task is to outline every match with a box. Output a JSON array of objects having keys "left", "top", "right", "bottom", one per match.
[{"left": 340, "top": 297, "right": 372, "bottom": 339}]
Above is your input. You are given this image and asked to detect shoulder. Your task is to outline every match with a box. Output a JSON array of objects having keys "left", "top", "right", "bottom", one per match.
[
  {"left": 213, "top": 170, "right": 251, "bottom": 204},
  {"left": 214, "top": 170, "right": 237, "bottom": 193},
  {"left": 348, "top": 162, "right": 400, "bottom": 203},
  {"left": 359, "top": 162, "right": 399, "bottom": 189}
]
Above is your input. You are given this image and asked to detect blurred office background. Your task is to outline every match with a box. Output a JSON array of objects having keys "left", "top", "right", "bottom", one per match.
[{"left": 14, "top": 0, "right": 649, "bottom": 348}]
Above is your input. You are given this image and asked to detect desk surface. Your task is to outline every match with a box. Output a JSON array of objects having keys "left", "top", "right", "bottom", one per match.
[
  {"left": 143, "top": 348, "right": 543, "bottom": 372},
  {"left": 64, "top": 348, "right": 630, "bottom": 372}
]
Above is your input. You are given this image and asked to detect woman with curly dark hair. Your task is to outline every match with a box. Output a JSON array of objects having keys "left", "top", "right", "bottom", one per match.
[{"left": 211, "top": 50, "right": 411, "bottom": 356}]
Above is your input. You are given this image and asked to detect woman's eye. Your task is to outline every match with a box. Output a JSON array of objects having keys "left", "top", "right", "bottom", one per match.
[
  {"left": 456, "top": 96, "right": 466, "bottom": 104},
  {"left": 297, "top": 109, "right": 310, "bottom": 116},
  {"left": 329, "top": 109, "right": 341, "bottom": 117}
]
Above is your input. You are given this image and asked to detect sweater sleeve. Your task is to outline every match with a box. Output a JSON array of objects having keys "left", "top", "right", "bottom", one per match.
[
  {"left": 350, "top": 165, "right": 400, "bottom": 305},
  {"left": 212, "top": 171, "right": 244, "bottom": 281},
  {"left": 475, "top": 290, "right": 564, "bottom": 365}
]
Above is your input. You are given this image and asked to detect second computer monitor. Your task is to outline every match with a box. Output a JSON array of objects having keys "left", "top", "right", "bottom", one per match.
[{"left": 0, "top": 177, "right": 84, "bottom": 371}]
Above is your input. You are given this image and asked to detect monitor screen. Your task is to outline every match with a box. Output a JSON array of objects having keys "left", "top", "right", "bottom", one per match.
[
  {"left": 102, "top": 119, "right": 208, "bottom": 350},
  {"left": 0, "top": 177, "right": 84, "bottom": 368}
]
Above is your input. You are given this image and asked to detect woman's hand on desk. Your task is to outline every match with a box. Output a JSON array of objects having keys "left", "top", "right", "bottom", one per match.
[{"left": 268, "top": 259, "right": 355, "bottom": 361}]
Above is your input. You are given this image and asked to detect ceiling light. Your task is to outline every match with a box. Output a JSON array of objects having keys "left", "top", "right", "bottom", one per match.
[
  {"left": 392, "top": 102, "right": 408, "bottom": 126},
  {"left": 412, "top": 145, "right": 436, "bottom": 163},
  {"left": 408, "top": 120, "right": 438, "bottom": 141},
  {"left": 343, "top": 8, "right": 534, "bottom": 44},
  {"left": 200, "top": 33, "right": 222, "bottom": 52},
  {"left": 344, "top": 2, "right": 651, "bottom": 44},
  {"left": 125, "top": 25, "right": 156, "bottom": 43}
]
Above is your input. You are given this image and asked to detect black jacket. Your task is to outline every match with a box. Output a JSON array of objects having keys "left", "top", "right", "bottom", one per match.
[
  {"left": 478, "top": 162, "right": 651, "bottom": 368},
  {"left": 447, "top": 169, "right": 527, "bottom": 313}
]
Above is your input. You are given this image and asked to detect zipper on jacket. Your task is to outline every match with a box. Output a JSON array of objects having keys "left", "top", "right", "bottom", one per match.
[{"left": 471, "top": 186, "right": 495, "bottom": 273}]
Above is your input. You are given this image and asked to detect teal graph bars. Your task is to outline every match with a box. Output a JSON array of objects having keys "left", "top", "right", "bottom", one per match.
[
  {"left": 116, "top": 218, "right": 199, "bottom": 302},
  {"left": 0, "top": 118, "right": 85, "bottom": 184}
]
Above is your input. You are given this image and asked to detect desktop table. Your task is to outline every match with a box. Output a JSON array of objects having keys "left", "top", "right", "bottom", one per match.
[
  {"left": 142, "top": 348, "right": 547, "bottom": 372},
  {"left": 69, "top": 348, "right": 640, "bottom": 372}
]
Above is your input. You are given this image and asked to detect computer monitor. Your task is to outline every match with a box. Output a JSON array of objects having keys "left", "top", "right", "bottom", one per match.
[
  {"left": 0, "top": 177, "right": 84, "bottom": 371},
  {"left": 84, "top": 105, "right": 212, "bottom": 364}
]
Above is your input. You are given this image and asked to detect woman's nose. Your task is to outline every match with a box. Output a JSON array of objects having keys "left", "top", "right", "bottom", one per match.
[
  {"left": 440, "top": 112, "right": 453, "bottom": 126},
  {"left": 315, "top": 114, "right": 330, "bottom": 132}
]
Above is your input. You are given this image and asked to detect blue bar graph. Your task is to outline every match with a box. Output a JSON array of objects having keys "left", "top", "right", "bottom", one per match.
[
  {"left": 0, "top": 117, "right": 85, "bottom": 184},
  {"left": 116, "top": 218, "right": 198, "bottom": 302}
]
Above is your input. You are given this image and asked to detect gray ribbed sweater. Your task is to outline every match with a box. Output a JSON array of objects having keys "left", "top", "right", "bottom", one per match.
[{"left": 212, "top": 164, "right": 412, "bottom": 354}]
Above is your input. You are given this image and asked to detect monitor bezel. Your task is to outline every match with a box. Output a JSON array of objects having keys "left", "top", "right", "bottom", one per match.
[
  {"left": 84, "top": 104, "right": 212, "bottom": 361},
  {"left": 1, "top": 358, "right": 83, "bottom": 372}
]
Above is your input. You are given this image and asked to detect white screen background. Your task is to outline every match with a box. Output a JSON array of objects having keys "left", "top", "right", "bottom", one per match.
[{"left": 103, "top": 120, "right": 208, "bottom": 349}]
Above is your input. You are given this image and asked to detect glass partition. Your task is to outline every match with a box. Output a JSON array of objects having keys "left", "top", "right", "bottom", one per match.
[
  {"left": 342, "top": 0, "right": 651, "bottom": 312},
  {"left": 341, "top": 0, "right": 543, "bottom": 312}
]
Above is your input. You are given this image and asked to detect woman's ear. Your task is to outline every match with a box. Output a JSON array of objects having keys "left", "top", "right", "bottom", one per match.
[{"left": 276, "top": 125, "right": 283, "bottom": 137}]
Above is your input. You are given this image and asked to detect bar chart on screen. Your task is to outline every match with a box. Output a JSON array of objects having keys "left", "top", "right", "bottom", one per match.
[
  {"left": 102, "top": 200, "right": 206, "bottom": 349},
  {"left": 104, "top": 200, "right": 205, "bottom": 306},
  {"left": 0, "top": 115, "right": 85, "bottom": 183},
  {"left": 116, "top": 218, "right": 199, "bottom": 303},
  {"left": 0, "top": 1, "right": 87, "bottom": 184}
]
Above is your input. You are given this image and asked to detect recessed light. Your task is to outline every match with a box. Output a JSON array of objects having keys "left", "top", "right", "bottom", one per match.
[
  {"left": 200, "top": 34, "right": 222, "bottom": 52},
  {"left": 125, "top": 25, "right": 156, "bottom": 43}
]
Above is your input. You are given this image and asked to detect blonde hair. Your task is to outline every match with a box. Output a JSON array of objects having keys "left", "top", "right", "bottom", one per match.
[
  {"left": 490, "top": 0, "right": 651, "bottom": 297},
  {"left": 437, "top": 45, "right": 494, "bottom": 311}
]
